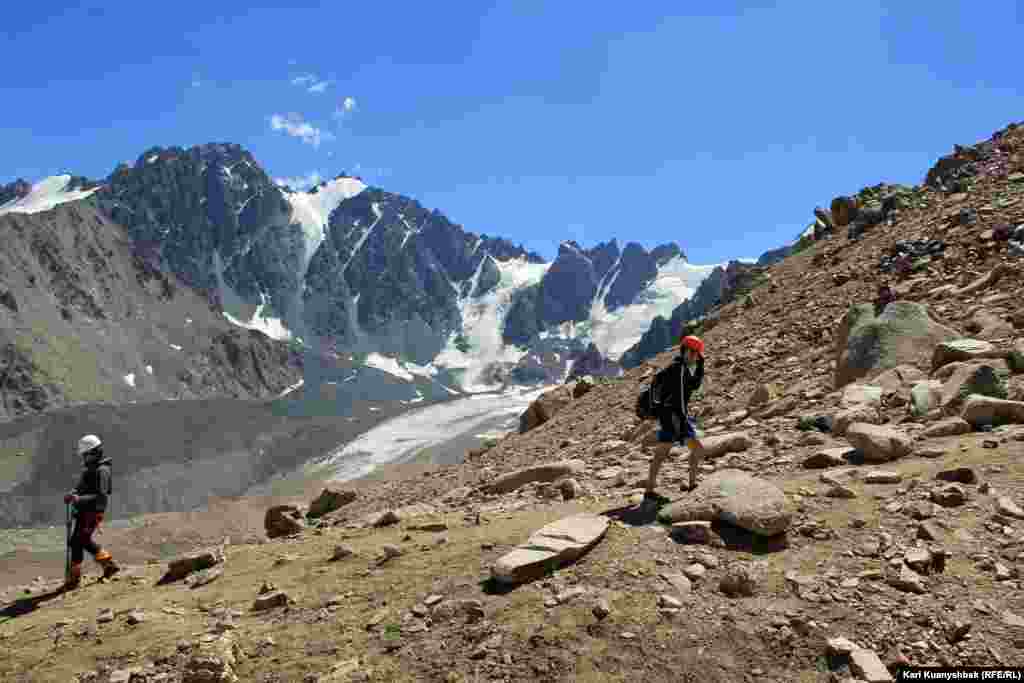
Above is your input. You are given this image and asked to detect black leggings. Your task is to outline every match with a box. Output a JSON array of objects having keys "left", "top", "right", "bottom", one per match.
[{"left": 70, "top": 511, "right": 103, "bottom": 564}]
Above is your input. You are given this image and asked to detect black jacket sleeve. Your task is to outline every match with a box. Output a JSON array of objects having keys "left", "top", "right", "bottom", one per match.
[{"left": 686, "top": 357, "right": 704, "bottom": 392}]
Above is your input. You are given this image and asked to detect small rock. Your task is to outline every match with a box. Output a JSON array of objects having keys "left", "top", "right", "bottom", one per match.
[
  {"left": 252, "top": 591, "right": 289, "bottom": 612},
  {"left": 995, "top": 563, "right": 1017, "bottom": 581},
  {"left": 826, "top": 485, "right": 857, "bottom": 499},
  {"left": 683, "top": 564, "right": 706, "bottom": 581},
  {"left": 936, "top": 467, "right": 977, "bottom": 484},
  {"left": 592, "top": 600, "right": 611, "bottom": 620},
  {"left": 97, "top": 608, "right": 114, "bottom": 624},
  {"left": 109, "top": 671, "right": 132, "bottom": 683},
  {"left": 917, "top": 521, "right": 944, "bottom": 541},
  {"left": 125, "top": 610, "right": 146, "bottom": 625},
  {"left": 424, "top": 594, "right": 444, "bottom": 607},
  {"left": 864, "top": 470, "right": 902, "bottom": 484},
  {"left": 330, "top": 544, "right": 356, "bottom": 561},
  {"left": 826, "top": 637, "right": 860, "bottom": 655},
  {"left": 888, "top": 565, "right": 927, "bottom": 594},
  {"left": 904, "top": 548, "right": 933, "bottom": 574},
  {"left": 947, "top": 620, "right": 972, "bottom": 644},
  {"left": 669, "top": 521, "right": 717, "bottom": 545},
  {"left": 555, "top": 586, "right": 586, "bottom": 604},
  {"left": 932, "top": 484, "right": 968, "bottom": 507},
  {"left": 658, "top": 594, "right": 683, "bottom": 609},
  {"left": 996, "top": 496, "right": 1024, "bottom": 520},
  {"left": 377, "top": 544, "right": 403, "bottom": 565},
  {"left": 719, "top": 562, "right": 764, "bottom": 598}
]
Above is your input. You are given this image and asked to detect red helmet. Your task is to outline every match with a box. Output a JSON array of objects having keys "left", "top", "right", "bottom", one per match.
[{"left": 681, "top": 335, "right": 704, "bottom": 357}]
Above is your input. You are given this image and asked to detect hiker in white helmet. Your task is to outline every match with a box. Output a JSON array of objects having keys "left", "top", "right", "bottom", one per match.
[{"left": 63, "top": 434, "right": 119, "bottom": 589}]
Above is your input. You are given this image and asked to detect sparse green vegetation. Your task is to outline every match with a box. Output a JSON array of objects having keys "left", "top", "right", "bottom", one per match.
[
  {"left": 453, "top": 334, "right": 471, "bottom": 354},
  {"left": 14, "top": 323, "right": 114, "bottom": 404}
]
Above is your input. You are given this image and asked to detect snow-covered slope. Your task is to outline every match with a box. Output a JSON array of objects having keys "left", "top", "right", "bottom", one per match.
[
  {"left": 0, "top": 175, "right": 99, "bottom": 215},
  {"left": 433, "top": 256, "right": 551, "bottom": 392},
  {"left": 283, "top": 177, "right": 367, "bottom": 276},
  {"left": 587, "top": 256, "right": 720, "bottom": 360}
]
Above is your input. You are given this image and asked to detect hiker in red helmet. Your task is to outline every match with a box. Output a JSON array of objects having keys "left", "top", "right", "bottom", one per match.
[
  {"left": 63, "top": 434, "right": 119, "bottom": 589},
  {"left": 645, "top": 335, "right": 706, "bottom": 502}
]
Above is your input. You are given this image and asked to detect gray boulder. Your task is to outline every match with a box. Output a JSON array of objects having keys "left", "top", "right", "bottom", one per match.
[
  {"left": 834, "top": 302, "right": 958, "bottom": 389},
  {"left": 844, "top": 423, "right": 913, "bottom": 462},
  {"left": 658, "top": 469, "right": 792, "bottom": 536}
]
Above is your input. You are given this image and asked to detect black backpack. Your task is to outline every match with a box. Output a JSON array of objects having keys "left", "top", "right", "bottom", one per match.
[{"left": 635, "top": 366, "right": 673, "bottom": 420}]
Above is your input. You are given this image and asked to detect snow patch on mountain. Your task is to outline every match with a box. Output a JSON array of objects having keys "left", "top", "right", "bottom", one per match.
[
  {"left": 0, "top": 175, "right": 99, "bottom": 216},
  {"left": 364, "top": 352, "right": 415, "bottom": 381},
  {"left": 284, "top": 177, "right": 367, "bottom": 276},
  {"left": 433, "top": 257, "right": 551, "bottom": 393},
  {"left": 587, "top": 256, "right": 719, "bottom": 360}
]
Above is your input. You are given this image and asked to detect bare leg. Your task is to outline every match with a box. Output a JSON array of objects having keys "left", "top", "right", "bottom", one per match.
[
  {"left": 646, "top": 441, "right": 672, "bottom": 494},
  {"left": 687, "top": 438, "right": 704, "bottom": 490}
]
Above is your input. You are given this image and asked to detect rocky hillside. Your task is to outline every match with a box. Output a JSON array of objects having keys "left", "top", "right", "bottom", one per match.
[
  {"left": 0, "top": 200, "right": 304, "bottom": 421},
  {"left": 2, "top": 122, "right": 1023, "bottom": 682}
]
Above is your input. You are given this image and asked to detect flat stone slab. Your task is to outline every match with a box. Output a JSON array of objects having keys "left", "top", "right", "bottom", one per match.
[
  {"left": 491, "top": 513, "right": 608, "bottom": 584},
  {"left": 657, "top": 469, "right": 792, "bottom": 536},
  {"left": 484, "top": 460, "right": 586, "bottom": 494},
  {"left": 159, "top": 548, "right": 226, "bottom": 585}
]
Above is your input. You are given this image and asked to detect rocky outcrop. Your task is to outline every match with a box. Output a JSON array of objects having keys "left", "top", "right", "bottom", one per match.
[
  {"left": 0, "top": 178, "right": 32, "bottom": 206},
  {"left": 834, "top": 302, "right": 958, "bottom": 388},
  {"left": 518, "top": 385, "right": 573, "bottom": 433}
]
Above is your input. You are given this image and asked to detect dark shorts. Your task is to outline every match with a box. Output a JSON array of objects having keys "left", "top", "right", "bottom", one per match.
[{"left": 657, "top": 416, "right": 698, "bottom": 443}]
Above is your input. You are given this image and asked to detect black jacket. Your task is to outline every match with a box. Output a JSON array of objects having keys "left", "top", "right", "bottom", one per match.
[
  {"left": 73, "top": 457, "right": 112, "bottom": 513},
  {"left": 656, "top": 354, "right": 704, "bottom": 432}
]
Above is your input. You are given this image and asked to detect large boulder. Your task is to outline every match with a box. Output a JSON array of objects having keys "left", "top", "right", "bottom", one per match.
[
  {"left": 265, "top": 504, "right": 306, "bottom": 538},
  {"left": 938, "top": 363, "right": 1007, "bottom": 414},
  {"left": 491, "top": 513, "right": 608, "bottom": 584},
  {"left": 307, "top": 488, "right": 357, "bottom": 519},
  {"left": 483, "top": 460, "right": 586, "bottom": 494},
  {"left": 844, "top": 423, "right": 914, "bottom": 462},
  {"left": 961, "top": 395, "right": 1024, "bottom": 428},
  {"left": 658, "top": 469, "right": 792, "bottom": 536},
  {"left": 518, "top": 385, "right": 573, "bottom": 433},
  {"left": 834, "top": 302, "right": 958, "bottom": 389}
]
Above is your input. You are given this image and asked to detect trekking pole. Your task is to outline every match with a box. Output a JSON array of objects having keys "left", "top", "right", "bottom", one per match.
[{"left": 65, "top": 503, "right": 73, "bottom": 585}]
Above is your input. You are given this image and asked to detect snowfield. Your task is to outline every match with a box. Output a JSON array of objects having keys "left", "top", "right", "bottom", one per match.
[
  {"left": 0, "top": 175, "right": 100, "bottom": 216},
  {"left": 587, "top": 255, "right": 719, "bottom": 360},
  {"left": 284, "top": 177, "right": 367, "bottom": 277}
]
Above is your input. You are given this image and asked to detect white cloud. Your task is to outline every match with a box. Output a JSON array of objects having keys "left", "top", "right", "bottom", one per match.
[
  {"left": 308, "top": 81, "right": 330, "bottom": 94},
  {"left": 270, "top": 113, "right": 335, "bottom": 148},
  {"left": 333, "top": 96, "right": 358, "bottom": 121},
  {"left": 291, "top": 74, "right": 316, "bottom": 86},
  {"left": 273, "top": 172, "right": 323, "bottom": 190},
  {"left": 191, "top": 79, "right": 202, "bottom": 88}
]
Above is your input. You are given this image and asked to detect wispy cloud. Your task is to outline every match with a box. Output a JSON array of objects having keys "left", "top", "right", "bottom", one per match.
[
  {"left": 291, "top": 73, "right": 330, "bottom": 94},
  {"left": 191, "top": 73, "right": 202, "bottom": 88},
  {"left": 269, "top": 113, "right": 335, "bottom": 148},
  {"left": 273, "top": 172, "right": 323, "bottom": 190}
]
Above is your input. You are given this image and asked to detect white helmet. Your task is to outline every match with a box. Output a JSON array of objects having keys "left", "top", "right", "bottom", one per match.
[{"left": 77, "top": 434, "right": 102, "bottom": 456}]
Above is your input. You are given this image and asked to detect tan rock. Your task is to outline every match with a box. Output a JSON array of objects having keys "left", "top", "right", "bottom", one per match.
[
  {"left": 844, "top": 423, "right": 914, "bottom": 462},
  {"left": 491, "top": 513, "right": 608, "bottom": 584},
  {"left": 159, "top": 548, "right": 226, "bottom": 585},
  {"left": 518, "top": 385, "right": 573, "bottom": 433},
  {"left": 264, "top": 504, "right": 306, "bottom": 539},
  {"left": 484, "top": 460, "right": 586, "bottom": 494},
  {"left": 832, "top": 404, "right": 881, "bottom": 437},
  {"left": 921, "top": 417, "right": 972, "bottom": 438},
  {"left": 307, "top": 488, "right": 357, "bottom": 519},
  {"left": 700, "top": 432, "right": 753, "bottom": 459}
]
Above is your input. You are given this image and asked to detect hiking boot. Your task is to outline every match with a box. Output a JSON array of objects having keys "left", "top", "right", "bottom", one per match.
[
  {"left": 97, "top": 551, "right": 120, "bottom": 579},
  {"left": 64, "top": 563, "right": 82, "bottom": 591}
]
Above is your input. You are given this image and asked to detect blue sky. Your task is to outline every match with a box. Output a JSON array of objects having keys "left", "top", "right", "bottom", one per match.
[{"left": 3, "top": 1, "right": 1022, "bottom": 264}]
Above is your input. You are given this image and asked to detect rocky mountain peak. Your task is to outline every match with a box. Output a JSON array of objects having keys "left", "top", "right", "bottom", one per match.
[{"left": 0, "top": 178, "right": 32, "bottom": 206}]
